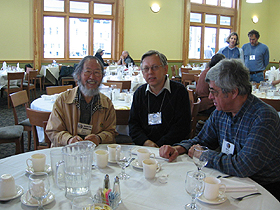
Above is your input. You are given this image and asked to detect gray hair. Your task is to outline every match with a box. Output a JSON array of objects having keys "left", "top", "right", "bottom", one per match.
[
  {"left": 140, "top": 50, "right": 168, "bottom": 67},
  {"left": 205, "top": 59, "right": 252, "bottom": 95},
  {"left": 73, "top": 55, "right": 104, "bottom": 81}
]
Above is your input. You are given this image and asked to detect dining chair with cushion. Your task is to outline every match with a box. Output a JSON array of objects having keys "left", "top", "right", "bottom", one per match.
[
  {"left": 27, "top": 67, "right": 45, "bottom": 92},
  {"left": 9, "top": 90, "right": 32, "bottom": 151},
  {"left": 0, "top": 125, "right": 24, "bottom": 154},
  {"left": 1, "top": 72, "right": 24, "bottom": 108},
  {"left": 46, "top": 84, "right": 73, "bottom": 95},
  {"left": 26, "top": 108, "right": 51, "bottom": 150},
  {"left": 23, "top": 70, "right": 38, "bottom": 102},
  {"left": 107, "top": 80, "right": 131, "bottom": 91}
]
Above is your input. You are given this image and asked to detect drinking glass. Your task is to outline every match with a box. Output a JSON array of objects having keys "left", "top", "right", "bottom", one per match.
[
  {"left": 192, "top": 145, "right": 209, "bottom": 172},
  {"left": 185, "top": 171, "right": 205, "bottom": 210},
  {"left": 28, "top": 172, "right": 50, "bottom": 210},
  {"left": 116, "top": 146, "right": 132, "bottom": 180}
]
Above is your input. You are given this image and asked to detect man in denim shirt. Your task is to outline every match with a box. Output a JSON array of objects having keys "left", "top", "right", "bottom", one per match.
[{"left": 160, "top": 59, "right": 280, "bottom": 200}]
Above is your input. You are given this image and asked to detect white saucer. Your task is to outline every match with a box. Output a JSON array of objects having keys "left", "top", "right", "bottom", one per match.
[
  {"left": 0, "top": 185, "right": 24, "bottom": 201},
  {"left": 108, "top": 159, "right": 117, "bottom": 164},
  {"left": 131, "top": 159, "right": 161, "bottom": 172},
  {"left": 25, "top": 164, "right": 51, "bottom": 174},
  {"left": 197, "top": 192, "right": 227, "bottom": 205},
  {"left": 21, "top": 191, "right": 55, "bottom": 207}
]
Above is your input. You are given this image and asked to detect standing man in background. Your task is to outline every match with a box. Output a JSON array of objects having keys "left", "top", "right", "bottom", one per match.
[{"left": 242, "top": 29, "right": 269, "bottom": 83}]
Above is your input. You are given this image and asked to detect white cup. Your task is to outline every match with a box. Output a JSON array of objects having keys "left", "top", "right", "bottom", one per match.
[
  {"left": 203, "top": 177, "right": 226, "bottom": 200},
  {"left": 94, "top": 150, "right": 108, "bottom": 168},
  {"left": 119, "top": 92, "right": 126, "bottom": 100},
  {"left": 26, "top": 153, "right": 46, "bottom": 172},
  {"left": 136, "top": 148, "right": 155, "bottom": 167},
  {"left": 0, "top": 174, "right": 17, "bottom": 198},
  {"left": 107, "top": 144, "right": 121, "bottom": 162},
  {"left": 142, "top": 159, "right": 158, "bottom": 179}
]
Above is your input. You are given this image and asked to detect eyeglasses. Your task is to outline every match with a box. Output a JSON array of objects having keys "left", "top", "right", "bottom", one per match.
[
  {"left": 141, "top": 65, "right": 163, "bottom": 73},
  {"left": 83, "top": 70, "right": 102, "bottom": 77},
  {"left": 209, "top": 88, "right": 220, "bottom": 97}
]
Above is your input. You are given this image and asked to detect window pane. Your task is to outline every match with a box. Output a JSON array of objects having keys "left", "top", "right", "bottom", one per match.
[
  {"left": 44, "top": 17, "right": 64, "bottom": 58},
  {"left": 205, "top": 14, "right": 217, "bottom": 24},
  {"left": 94, "top": 3, "right": 112, "bottom": 15},
  {"left": 219, "top": 29, "right": 231, "bottom": 49},
  {"left": 189, "top": 26, "right": 201, "bottom": 59},
  {"left": 69, "top": 18, "right": 88, "bottom": 58},
  {"left": 221, "top": 0, "right": 232, "bottom": 8},
  {"left": 44, "top": 0, "right": 64, "bottom": 12},
  {"left": 190, "top": 0, "right": 202, "bottom": 3},
  {"left": 206, "top": 0, "right": 218, "bottom": 6},
  {"left": 94, "top": 20, "right": 112, "bottom": 58},
  {"left": 70, "top": 1, "right": 89, "bottom": 14},
  {"left": 220, "top": 16, "right": 231, "bottom": 25},
  {"left": 204, "top": 27, "right": 216, "bottom": 59},
  {"left": 190, "top": 13, "right": 202, "bottom": 23}
]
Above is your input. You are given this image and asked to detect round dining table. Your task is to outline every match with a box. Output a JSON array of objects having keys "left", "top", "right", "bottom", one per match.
[{"left": 0, "top": 145, "right": 279, "bottom": 210}]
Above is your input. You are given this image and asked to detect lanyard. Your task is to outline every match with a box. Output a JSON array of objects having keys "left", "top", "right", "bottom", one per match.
[{"left": 148, "top": 91, "right": 166, "bottom": 114}]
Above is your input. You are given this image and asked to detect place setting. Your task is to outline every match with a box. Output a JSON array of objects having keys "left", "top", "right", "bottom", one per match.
[{"left": 25, "top": 153, "right": 52, "bottom": 175}]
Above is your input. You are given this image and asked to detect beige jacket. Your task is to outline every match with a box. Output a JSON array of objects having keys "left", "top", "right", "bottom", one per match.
[{"left": 46, "top": 86, "right": 117, "bottom": 147}]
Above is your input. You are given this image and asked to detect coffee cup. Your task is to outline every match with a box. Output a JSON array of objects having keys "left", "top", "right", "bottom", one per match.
[
  {"left": 0, "top": 174, "right": 17, "bottom": 198},
  {"left": 203, "top": 177, "right": 226, "bottom": 200},
  {"left": 136, "top": 148, "right": 155, "bottom": 166},
  {"left": 107, "top": 144, "right": 121, "bottom": 162},
  {"left": 26, "top": 153, "right": 46, "bottom": 172},
  {"left": 142, "top": 159, "right": 158, "bottom": 179},
  {"left": 94, "top": 150, "right": 108, "bottom": 168}
]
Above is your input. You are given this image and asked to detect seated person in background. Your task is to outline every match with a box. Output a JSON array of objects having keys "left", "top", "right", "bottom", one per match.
[
  {"left": 129, "top": 50, "right": 191, "bottom": 148},
  {"left": 46, "top": 55, "right": 117, "bottom": 147},
  {"left": 159, "top": 59, "right": 280, "bottom": 200},
  {"left": 95, "top": 49, "right": 109, "bottom": 67},
  {"left": 196, "top": 53, "right": 225, "bottom": 116},
  {"left": 117, "top": 51, "right": 135, "bottom": 67},
  {"left": 268, "top": 60, "right": 280, "bottom": 87}
]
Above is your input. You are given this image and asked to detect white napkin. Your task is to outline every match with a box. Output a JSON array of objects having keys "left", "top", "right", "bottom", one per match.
[{"left": 220, "top": 179, "right": 258, "bottom": 192}]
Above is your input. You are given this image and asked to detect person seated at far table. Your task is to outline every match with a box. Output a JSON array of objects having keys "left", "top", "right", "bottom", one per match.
[
  {"left": 159, "top": 59, "right": 280, "bottom": 201},
  {"left": 129, "top": 50, "right": 191, "bottom": 148},
  {"left": 95, "top": 48, "right": 109, "bottom": 67},
  {"left": 268, "top": 60, "right": 280, "bottom": 87},
  {"left": 117, "top": 51, "right": 135, "bottom": 67},
  {"left": 46, "top": 55, "right": 117, "bottom": 147}
]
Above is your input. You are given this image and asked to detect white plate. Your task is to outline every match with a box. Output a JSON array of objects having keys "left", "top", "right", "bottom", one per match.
[
  {"left": 21, "top": 191, "right": 55, "bottom": 207},
  {"left": 25, "top": 164, "right": 51, "bottom": 174},
  {"left": 0, "top": 185, "right": 24, "bottom": 201},
  {"left": 108, "top": 159, "right": 117, "bottom": 164},
  {"left": 131, "top": 159, "right": 161, "bottom": 172},
  {"left": 197, "top": 192, "right": 227, "bottom": 205}
]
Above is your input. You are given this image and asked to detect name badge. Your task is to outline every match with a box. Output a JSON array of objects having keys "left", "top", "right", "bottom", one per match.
[
  {"left": 148, "top": 112, "right": 162, "bottom": 125},
  {"left": 77, "top": 122, "right": 92, "bottom": 136},
  {"left": 249, "top": 55, "right": 255, "bottom": 60},
  {"left": 221, "top": 139, "right": 235, "bottom": 155}
]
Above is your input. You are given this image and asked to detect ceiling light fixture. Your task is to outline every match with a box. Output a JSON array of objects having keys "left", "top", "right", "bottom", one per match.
[
  {"left": 151, "top": 3, "right": 160, "bottom": 13},
  {"left": 246, "top": 0, "right": 262, "bottom": 3},
  {"left": 252, "top": 16, "right": 259, "bottom": 23}
]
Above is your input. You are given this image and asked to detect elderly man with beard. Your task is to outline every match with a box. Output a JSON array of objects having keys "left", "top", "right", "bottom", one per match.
[{"left": 46, "top": 55, "right": 117, "bottom": 147}]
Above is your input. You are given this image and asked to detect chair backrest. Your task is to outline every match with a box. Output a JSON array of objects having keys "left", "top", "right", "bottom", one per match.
[
  {"left": 9, "top": 90, "right": 29, "bottom": 125},
  {"left": 26, "top": 108, "right": 51, "bottom": 150},
  {"left": 181, "top": 67, "right": 192, "bottom": 74},
  {"left": 46, "top": 85, "right": 73, "bottom": 95},
  {"left": 107, "top": 80, "right": 131, "bottom": 91},
  {"left": 103, "top": 82, "right": 123, "bottom": 90},
  {"left": 260, "top": 98, "right": 280, "bottom": 112},
  {"left": 189, "top": 98, "right": 201, "bottom": 138},
  {"left": 27, "top": 70, "right": 38, "bottom": 85},
  {"left": 7, "top": 72, "right": 24, "bottom": 89},
  {"left": 181, "top": 73, "right": 197, "bottom": 86},
  {"left": 26, "top": 67, "right": 34, "bottom": 74},
  {"left": 116, "top": 110, "right": 130, "bottom": 125},
  {"left": 189, "top": 70, "right": 201, "bottom": 75},
  {"left": 171, "top": 65, "right": 176, "bottom": 77}
]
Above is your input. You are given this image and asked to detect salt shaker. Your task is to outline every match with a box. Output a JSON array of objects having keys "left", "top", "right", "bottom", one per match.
[
  {"left": 104, "top": 174, "right": 110, "bottom": 190},
  {"left": 113, "top": 176, "right": 121, "bottom": 203}
]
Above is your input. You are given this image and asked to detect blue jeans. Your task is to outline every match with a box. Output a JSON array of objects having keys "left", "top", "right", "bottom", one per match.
[{"left": 250, "top": 72, "right": 264, "bottom": 83}]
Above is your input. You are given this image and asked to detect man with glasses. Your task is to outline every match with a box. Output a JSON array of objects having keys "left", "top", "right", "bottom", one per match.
[
  {"left": 46, "top": 55, "right": 117, "bottom": 147},
  {"left": 129, "top": 50, "right": 191, "bottom": 147},
  {"left": 159, "top": 59, "right": 280, "bottom": 200}
]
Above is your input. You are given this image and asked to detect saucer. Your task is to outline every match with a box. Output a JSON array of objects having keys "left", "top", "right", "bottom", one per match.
[
  {"left": 0, "top": 185, "right": 24, "bottom": 201},
  {"left": 108, "top": 159, "right": 117, "bottom": 164},
  {"left": 131, "top": 159, "right": 161, "bottom": 172},
  {"left": 197, "top": 192, "right": 227, "bottom": 205},
  {"left": 25, "top": 164, "right": 51, "bottom": 174},
  {"left": 21, "top": 191, "right": 55, "bottom": 207}
]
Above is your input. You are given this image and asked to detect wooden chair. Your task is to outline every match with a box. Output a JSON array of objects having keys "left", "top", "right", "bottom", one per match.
[
  {"left": 181, "top": 73, "right": 197, "bottom": 87},
  {"left": 171, "top": 65, "right": 181, "bottom": 82},
  {"left": 46, "top": 85, "right": 73, "bottom": 95},
  {"left": 0, "top": 125, "right": 24, "bottom": 154},
  {"left": 103, "top": 82, "right": 123, "bottom": 90},
  {"left": 61, "top": 77, "right": 75, "bottom": 86},
  {"left": 26, "top": 67, "right": 45, "bottom": 92},
  {"left": 9, "top": 90, "right": 32, "bottom": 151},
  {"left": 107, "top": 80, "right": 131, "bottom": 91},
  {"left": 189, "top": 98, "right": 201, "bottom": 139},
  {"left": 189, "top": 70, "right": 202, "bottom": 75},
  {"left": 260, "top": 98, "right": 280, "bottom": 112},
  {"left": 23, "top": 70, "right": 38, "bottom": 102},
  {"left": 26, "top": 108, "right": 51, "bottom": 150},
  {"left": 1, "top": 72, "right": 24, "bottom": 108},
  {"left": 181, "top": 67, "right": 192, "bottom": 74},
  {"left": 115, "top": 109, "right": 133, "bottom": 145}
]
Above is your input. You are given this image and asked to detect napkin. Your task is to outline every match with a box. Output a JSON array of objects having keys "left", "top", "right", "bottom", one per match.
[{"left": 220, "top": 179, "right": 258, "bottom": 192}]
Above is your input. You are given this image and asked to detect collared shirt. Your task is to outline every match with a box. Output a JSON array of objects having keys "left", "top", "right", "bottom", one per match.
[
  {"left": 175, "top": 94, "right": 280, "bottom": 185},
  {"left": 145, "top": 76, "right": 171, "bottom": 96}
]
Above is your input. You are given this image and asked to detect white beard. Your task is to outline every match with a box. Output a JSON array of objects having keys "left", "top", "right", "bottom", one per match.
[{"left": 77, "top": 80, "right": 99, "bottom": 97}]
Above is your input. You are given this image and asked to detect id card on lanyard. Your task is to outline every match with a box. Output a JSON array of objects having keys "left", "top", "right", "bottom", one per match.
[
  {"left": 77, "top": 122, "right": 92, "bottom": 136},
  {"left": 221, "top": 139, "right": 234, "bottom": 155},
  {"left": 148, "top": 112, "right": 162, "bottom": 125}
]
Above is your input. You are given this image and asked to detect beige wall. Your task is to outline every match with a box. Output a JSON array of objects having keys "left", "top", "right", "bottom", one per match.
[{"left": 0, "top": 0, "right": 279, "bottom": 64}]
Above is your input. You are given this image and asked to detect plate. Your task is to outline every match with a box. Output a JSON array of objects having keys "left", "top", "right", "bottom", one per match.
[
  {"left": 131, "top": 159, "right": 161, "bottom": 172},
  {"left": 197, "top": 192, "right": 227, "bottom": 205},
  {"left": 25, "top": 164, "right": 51, "bottom": 174},
  {"left": 108, "top": 159, "right": 117, "bottom": 164},
  {"left": 21, "top": 191, "right": 55, "bottom": 207},
  {"left": 0, "top": 185, "right": 24, "bottom": 201}
]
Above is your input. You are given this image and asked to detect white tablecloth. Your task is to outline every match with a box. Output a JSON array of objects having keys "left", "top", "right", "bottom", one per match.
[
  {"left": 0, "top": 145, "right": 279, "bottom": 210},
  {"left": 0, "top": 69, "right": 25, "bottom": 89},
  {"left": 40, "top": 66, "right": 59, "bottom": 85}
]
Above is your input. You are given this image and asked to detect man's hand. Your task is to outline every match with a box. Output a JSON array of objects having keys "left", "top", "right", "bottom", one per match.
[
  {"left": 84, "top": 134, "right": 101, "bottom": 146},
  {"left": 159, "top": 145, "right": 180, "bottom": 162},
  {"left": 143, "top": 140, "right": 159, "bottom": 148},
  {"left": 188, "top": 144, "right": 201, "bottom": 158},
  {"left": 68, "top": 135, "right": 83, "bottom": 144}
]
